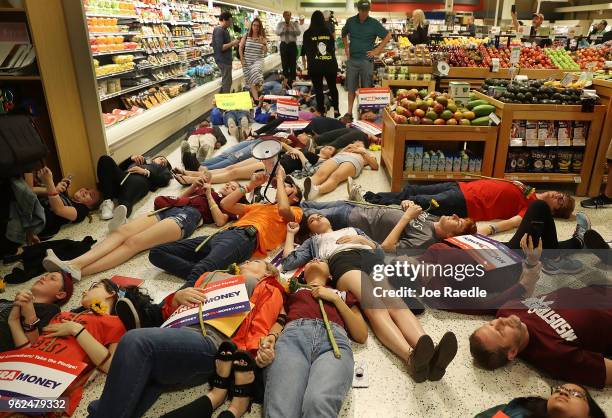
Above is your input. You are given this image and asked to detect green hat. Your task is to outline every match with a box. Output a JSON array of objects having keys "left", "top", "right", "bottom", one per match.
[{"left": 356, "top": 0, "right": 370, "bottom": 10}]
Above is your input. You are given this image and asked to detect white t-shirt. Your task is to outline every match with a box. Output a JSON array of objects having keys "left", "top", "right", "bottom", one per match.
[
  {"left": 316, "top": 227, "right": 371, "bottom": 260},
  {"left": 297, "top": 23, "right": 309, "bottom": 45}
]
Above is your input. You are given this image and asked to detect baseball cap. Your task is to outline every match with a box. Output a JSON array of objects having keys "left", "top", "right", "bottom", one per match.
[
  {"left": 357, "top": 0, "right": 371, "bottom": 10},
  {"left": 58, "top": 271, "right": 74, "bottom": 306}
]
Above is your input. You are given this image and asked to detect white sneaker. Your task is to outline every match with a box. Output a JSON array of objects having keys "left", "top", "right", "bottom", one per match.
[
  {"left": 100, "top": 199, "right": 114, "bottom": 220},
  {"left": 42, "top": 249, "right": 82, "bottom": 281},
  {"left": 197, "top": 143, "right": 211, "bottom": 163},
  {"left": 108, "top": 205, "right": 128, "bottom": 233},
  {"left": 303, "top": 177, "right": 320, "bottom": 200},
  {"left": 347, "top": 178, "right": 365, "bottom": 203}
]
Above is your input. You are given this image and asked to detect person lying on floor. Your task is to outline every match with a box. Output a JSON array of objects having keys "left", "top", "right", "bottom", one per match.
[
  {"left": 281, "top": 215, "right": 458, "bottom": 383},
  {"left": 88, "top": 260, "right": 285, "bottom": 418},
  {"left": 313, "top": 127, "right": 377, "bottom": 150},
  {"left": 474, "top": 382, "right": 606, "bottom": 418},
  {"left": 353, "top": 178, "right": 575, "bottom": 235},
  {"left": 7, "top": 278, "right": 151, "bottom": 416},
  {"left": 180, "top": 121, "right": 227, "bottom": 170},
  {"left": 210, "top": 106, "right": 253, "bottom": 141},
  {"left": 263, "top": 259, "right": 368, "bottom": 418},
  {"left": 96, "top": 154, "right": 173, "bottom": 220},
  {"left": 0, "top": 271, "right": 73, "bottom": 351},
  {"left": 31, "top": 167, "right": 101, "bottom": 241},
  {"left": 42, "top": 178, "right": 237, "bottom": 280},
  {"left": 204, "top": 142, "right": 337, "bottom": 184},
  {"left": 469, "top": 284, "right": 612, "bottom": 389},
  {"left": 300, "top": 200, "right": 476, "bottom": 250},
  {"left": 303, "top": 141, "right": 378, "bottom": 200},
  {"left": 148, "top": 168, "right": 303, "bottom": 288}
]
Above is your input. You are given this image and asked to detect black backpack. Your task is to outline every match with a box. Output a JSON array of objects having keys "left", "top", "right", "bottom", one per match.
[{"left": 0, "top": 114, "right": 48, "bottom": 178}]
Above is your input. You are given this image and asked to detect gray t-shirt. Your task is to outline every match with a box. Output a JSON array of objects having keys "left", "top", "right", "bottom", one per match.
[
  {"left": 348, "top": 206, "right": 438, "bottom": 249},
  {"left": 212, "top": 25, "right": 232, "bottom": 65}
]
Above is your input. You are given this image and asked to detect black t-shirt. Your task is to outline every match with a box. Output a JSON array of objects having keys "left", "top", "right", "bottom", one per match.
[
  {"left": 40, "top": 194, "right": 89, "bottom": 239},
  {"left": 303, "top": 28, "right": 338, "bottom": 73},
  {"left": 409, "top": 25, "right": 429, "bottom": 45},
  {"left": 279, "top": 150, "right": 321, "bottom": 174},
  {"left": 0, "top": 299, "right": 60, "bottom": 352},
  {"left": 305, "top": 116, "right": 346, "bottom": 135}
]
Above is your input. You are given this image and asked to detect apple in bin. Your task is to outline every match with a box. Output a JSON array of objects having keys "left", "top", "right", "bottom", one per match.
[
  {"left": 406, "top": 101, "right": 417, "bottom": 112},
  {"left": 399, "top": 98, "right": 411, "bottom": 108},
  {"left": 433, "top": 102, "right": 444, "bottom": 114},
  {"left": 396, "top": 89, "right": 409, "bottom": 100},
  {"left": 392, "top": 113, "right": 408, "bottom": 124},
  {"left": 421, "top": 117, "right": 433, "bottom": 125},
  {"left": 446, "top": 118, "right": 458, "bottom": 125},
  {"left": 406, "top": 91, "right": 418, "bottom": 101},
  {"left": 434, "top": 118, "right": 446, "bottom": 125},
  {"left": 408, "top": 116, "right": 421, "bottom": 125},
  {"left": 414, "top": 109, "right": 425, "bottom": 118}
]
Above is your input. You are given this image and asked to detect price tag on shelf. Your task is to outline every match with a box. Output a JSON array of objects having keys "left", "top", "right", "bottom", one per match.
[
  {"left": 491, "top": 58, "right": 500, "bottom": 72},
  {"left": 488, "top": 112, "right": 501, "bottom": 126},
  {"left": 446, "top": 174, "right": 454, "bottom": 179},
  {"left": 558, "top": 138, "right": 571, "bottom": 146},
  {"left": 560, "top": 72, "right": 574, "bottom": 87},
  {"left": 545, "top": 138, "right": 557, "bottom": 147},
  {"left": 573, "top": 176, "right": 582, "bottom": 183},
  {"left": 510, "top": 46, "right": 521, "bottom": 66},
  {"left": 572, "top": 137, "right": 586, "bottom": 146},
  {"left": 406, "top": 173, "right": 416, "bottom": 179}
]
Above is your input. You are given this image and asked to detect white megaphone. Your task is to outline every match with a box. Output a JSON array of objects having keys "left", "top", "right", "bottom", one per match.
[{"left": 251, "top": 139, "right": 283, "bottom": 203}]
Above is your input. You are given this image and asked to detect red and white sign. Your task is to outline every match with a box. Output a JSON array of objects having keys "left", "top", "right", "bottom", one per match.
[
  {"left": 445, "top": 234, "right": 522, "bottom": 271},
  {"left": 350, "top": 120, "right": 382, "bottom": 136},
  {"left": 0, "top": 349, "right": 87, "bottom": 399},
  {"left": 358, "top": 87, "right": 391, "bottom": 109},
  {"left": 161, "top": 276, "right": 250, "bottom": 329},
  {"left": 277, "top": 120, "right": 311, "bottom": 131},
  {"left": 276, "top": 98, "right": 300, "bottom": 120},
  {"left": 262, "top": 95, "right": 289, "bottom": 101}
]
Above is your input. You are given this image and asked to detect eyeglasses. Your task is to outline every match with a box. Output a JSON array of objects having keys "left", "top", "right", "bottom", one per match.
[{"left": 551, "top": 386, "right": 587, "bottom": 400}]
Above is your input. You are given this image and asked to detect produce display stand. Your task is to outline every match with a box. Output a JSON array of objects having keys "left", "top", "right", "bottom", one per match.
[
  {"left": 382, "top": 78, "right": 436, "bottom": 92},
  {"left": 588, "top": 79, "right": 612, "bottom": 196},
  {"left": 381, "top": 109, "right": 498, "bottom": 191},
  {"left": 473, "top": 91, "right": 606, "bottom": 196}
]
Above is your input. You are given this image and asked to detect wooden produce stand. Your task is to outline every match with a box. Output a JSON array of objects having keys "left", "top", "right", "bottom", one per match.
[
  {"left": 588, "top": 79, "right": 612, "bottom": 196},
  {"left": 473, "top": 91, "right": 606, "bottom": 196},
  {"left": 382, "top": 78, "right": 436, "bottom": 92},
  {"left": 381, "top": 109, "right": 498, "bottom": 191}
]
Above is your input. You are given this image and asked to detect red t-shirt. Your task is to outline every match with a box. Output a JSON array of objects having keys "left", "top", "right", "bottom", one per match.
[
  {"left": 458, "top": 180, "right": 537, "bottom": 221},
  {"left": 28, "top": 312, "right": 126, "bottom": 415},
  {"left": 192, "top": 127, "right": 215, "bottom": 135},
  {"left": 286, "top": 287, "right": 359, "bottom": 331},
  {"left": 497, "top": 286, "right": 612, "bottom": 388}
]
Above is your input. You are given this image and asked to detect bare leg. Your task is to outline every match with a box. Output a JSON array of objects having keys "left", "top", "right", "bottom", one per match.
[
  {"left": 311, "top": 159, "right": 338, "bottom": 185},
  {"left": 81, "top": 219, "right": 182, "bottom": 276},
  {"left": 317, "top": 163, "right": 355, "bottom": 194},
  {"left": 69, "top": 215, "right": 159, "bottom": 269},
  {"left": 388, "top": 308, "right": 426, "bottom": 347},
  {"left": 210, "top": 161, "right": 264, "bottom": 183},
  {"left": 226, "top": 357, "right": 255, "bottom": 418},
  {"left": 348, "top": 92, "right": 356, "bottom": 116}
]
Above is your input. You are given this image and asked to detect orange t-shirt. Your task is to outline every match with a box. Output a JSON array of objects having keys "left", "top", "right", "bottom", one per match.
[
  {"left": 28, "top": 312, "right": 126, "bottom": 416},
  {"left": 234, "top": 203, "right": 302, "bottom": 257}
]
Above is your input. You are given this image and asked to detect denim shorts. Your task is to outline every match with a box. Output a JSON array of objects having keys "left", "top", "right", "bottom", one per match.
[
  {"left": 156, "top": 206, "right": 201, "bottom": 239},
  {"left": 345, "top": 58, "right": 374, "bottom": 93}
]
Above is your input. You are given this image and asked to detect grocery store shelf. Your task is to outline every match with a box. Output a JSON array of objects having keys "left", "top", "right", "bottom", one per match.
[
  {"left": 85, "top": 12, "right": 138, "bottom": 19},
  {"left": 172, "top": 36, "right": 193, "bottom": 41},
  {"left": 504, "top": 173, "right": 582, "bottom": 183},
  {"left": 139, "top": 60, "right": 182, "bottom": 70},
  {"left": 96, "top": 68, "right": 136, "bottom": 79},
  {"left": 99, "top": 74, "right": 179, "bottom": 101},
  {"left": 92, "top": 48, "right": 144, "bottom": 57},
  {"left": 404, "top": 172, "right": 482, "bottom": 180},
  {"left": 89, "top": 31, "right": 139, "bottom": 36}
]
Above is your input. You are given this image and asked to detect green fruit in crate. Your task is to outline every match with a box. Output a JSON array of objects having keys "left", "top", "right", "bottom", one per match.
[
  {"left": 472, "top": 105, "right": 496, "bottom": 117},
  {"left": 440, "top": 110, "right": 453, "bottom": 120},
  {"left": 426, "top": 110, "right": 438, "bottom": 120},
  {"left": 471, "top": 116, "right": 490, "bottom": 126},
  {"left": 467, "top": 100, "right": 489, "bottom": 110},
  {"left": 446, "top": 103, "right": 458, "bottom": 113},
  {"left": 436, "top": 96, "right": 448, "bottom": 106},
  {"left": 419, "top": 89, "right": 428, "bottom": 99},
  {"left": 421, "top": 117, "right": 434, "bottom": 125},
  {"left": 459, "top": 119, "right": 471, "bottom": 125},
  {"left": 462, "top": 111, "right": 475, "bottom": 120}
]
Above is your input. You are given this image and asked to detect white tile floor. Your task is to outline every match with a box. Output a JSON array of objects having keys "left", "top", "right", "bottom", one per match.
[{"left": 2, "top": 86, "right": 611, "bottom": 417}]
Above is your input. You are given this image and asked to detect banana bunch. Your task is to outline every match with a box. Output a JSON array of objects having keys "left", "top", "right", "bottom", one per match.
[{"left": 398, "top": 36, "right": 412, "bottom": 48}]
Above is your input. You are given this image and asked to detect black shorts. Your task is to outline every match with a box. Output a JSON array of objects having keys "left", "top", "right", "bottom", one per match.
[{"left": 328, "top": 249, "right": 384, "bottom": 287}]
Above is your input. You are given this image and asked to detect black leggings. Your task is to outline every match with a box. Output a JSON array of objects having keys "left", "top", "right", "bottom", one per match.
[
  {"left": 310, "top": 68, "right": 339, "bottom": 114},
  {"left": 502, "top": 200, "right": 580, "bottom": 251},
  {"left": 97, "top": 156, "right": 149, "bottom": 217},
  {"left": 254, "top": 118, "right": 282, "bottom": 136},
  {"left": 315, "top": 128, "right": 368, "bottom": 150}
]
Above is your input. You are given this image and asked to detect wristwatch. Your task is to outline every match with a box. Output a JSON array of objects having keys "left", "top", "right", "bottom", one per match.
[{"left": 22, "top": 317, "right": 40, "bottom": 332}]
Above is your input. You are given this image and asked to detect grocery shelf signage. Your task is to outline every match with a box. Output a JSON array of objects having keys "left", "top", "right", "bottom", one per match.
[
  {"left": 276, "top": 98, "right": 300, "bottom": 120},
  {"left": 358, "top": 87, "right": 391, "bottom": 109}
]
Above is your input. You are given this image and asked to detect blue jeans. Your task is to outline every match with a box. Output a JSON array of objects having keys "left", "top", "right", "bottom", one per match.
[
  {"left": 149, "top": 228, "right": 257, "bottom": 287},
  {"left": 223, "top": 110, "right": 252, "bottom": 128},
  {"left": 262, "top": 80, "right": 283, "bottom": 95},
  {"left": 264, "top": 319, "right": 354, "bottom": 418},
  {"left": 201, "top": 140, "right": 260, "bottom": 169},
  {"left": 87, "top": 328, "right": 217, "bottom": 418},
  {"left": 300, "top": 201, "right": 353, "bottom": 230}
]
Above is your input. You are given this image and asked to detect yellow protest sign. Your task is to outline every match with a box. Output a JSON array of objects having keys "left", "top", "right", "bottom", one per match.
[{"left": 215, "top": 91, "right": 253, "bottom": 110}]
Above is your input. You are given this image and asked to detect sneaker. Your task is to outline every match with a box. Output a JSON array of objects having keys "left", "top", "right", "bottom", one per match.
[
  {"left": 542, "top": 257, "right": 584, "bottom": 275},
  {"left": 42, "top": 249, "right": 82, "bottom": 281},
  {"left": 584, "top": 229, "right": 612, "bottom": 265},
  {"left": 428, "top": 332, "right": 458, "bottom": 381},
  {"left": 228, "top": 120, "right": 239, "bottom": 139},
  {"left": 406, "top": 334, "right": 435, "bottom": 383},
  {"left": 115, "top": 298, "right": 140, "bottom": 330},
  {"left": 303, "top": 177, "right": 319, "bottom": 200},
  {"left": 99, "top": 199, "right": 114, "bottom": 220},
  {"left": 108, "top": 205, "right": 127, "bottom": 233},
  {"left": 240, "top": 116, "right": 250, "bottom": 138},
  {"left": 180, "top": 140, "right": 191, "bottom": 158},
  {"left": 196, "top": 143, "right": 211, "bottom": 163},
  {"left": 572, "top": 211, "right": 590, "bottom": 247},
  {"left": 347, "top": 177, "right": 365, "bottom": 203},
  {"left": 580, "top": 194, "right": 612, "bottom": 209}
]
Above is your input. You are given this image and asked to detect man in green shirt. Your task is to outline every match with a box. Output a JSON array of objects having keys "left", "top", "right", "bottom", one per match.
[{"left": 341, "top": 0, "right": 391, "bottom": 116}]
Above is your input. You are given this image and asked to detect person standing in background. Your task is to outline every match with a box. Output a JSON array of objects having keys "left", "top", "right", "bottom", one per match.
[
  {"left": 296, "top": 15, "right": 308, "bottom": 69},
  {"left": 240, "top": 18, "right": 267, "bottom": 100},
  {"left": 213, "top": 12, "right": 241, "bottom": 93},
  {"left": 465, "top": 15, "right": 476, "bottom": 37},
  {"left": 303, "top": 10, "right": 339, "bottom": 117},
  {"left": 276, "top": 11, "right": 301, "bottom": 87},
  {"left": 323, "top": 10, "right": 335, "bottom": 38},
  {"left": 341, "top": 0, "right": 391, "bottom": 116},
  {"left": 408, "top": 9, "right": 429, "bottom": 45}
]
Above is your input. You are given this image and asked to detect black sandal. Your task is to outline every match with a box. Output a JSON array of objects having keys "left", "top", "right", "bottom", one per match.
[
  {"left": 209, "top": 341, "right": 237, "bottom": 390},
  {"left": 172, "top": 172, "right": 191, "bottom": 187},
  {"left": 228, "top": 350, "right": 256, "bottom": 412}
]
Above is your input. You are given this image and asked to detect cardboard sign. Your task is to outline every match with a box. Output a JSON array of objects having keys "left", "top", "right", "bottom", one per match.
[
  {"left": 276, "top": 98, "right": 299, "bottom": 120},
  {"left": 262, "top": 95, "right": 291, "bottom": 101},
  {"left": 276, "top": 120, "right": 311, "bottom": 131},
  {"left": 0, "top": 349, "right": 87, "bottom": 399},
  {"left": 358, "top": 87, "right": 391, "bottom": 109},
  {"left": 445, "top": 234, "right": 522, "bottom": 271},
  {"left": 350, "top": 120, "right": 382, "bottom": 136},
  {"left": 161, "top": 276, "right": 251, "bottom": 330},
  {"left": 214, "top": 92, "right": 253, "bottom": 110}
]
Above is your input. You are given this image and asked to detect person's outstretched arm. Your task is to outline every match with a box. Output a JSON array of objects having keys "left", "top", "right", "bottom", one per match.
[{"left": 381, "top": 203, "right": 422, "bottom": 251}]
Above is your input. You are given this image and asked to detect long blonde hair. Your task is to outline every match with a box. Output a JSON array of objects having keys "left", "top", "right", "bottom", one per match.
[{"left": 412, "top": 9, "right": 426, "bottom": 28}]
